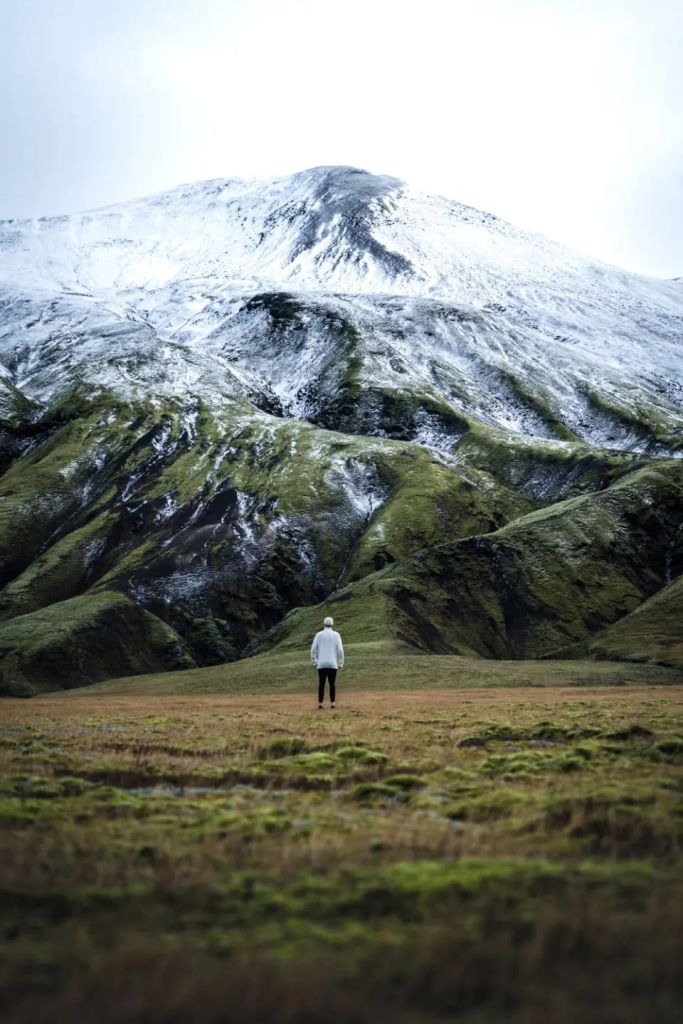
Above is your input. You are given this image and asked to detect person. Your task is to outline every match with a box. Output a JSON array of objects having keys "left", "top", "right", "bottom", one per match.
[{"left": 310, "top": 616, "right": 344, "bottom": 709}]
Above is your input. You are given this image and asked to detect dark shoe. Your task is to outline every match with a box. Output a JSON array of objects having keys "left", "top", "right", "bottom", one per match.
[
  {"left": 318, "top": 703, "right": 324, "bottom": 709},
  {"left": 331, "top": 702, "right": 336, "bottom": 709}
]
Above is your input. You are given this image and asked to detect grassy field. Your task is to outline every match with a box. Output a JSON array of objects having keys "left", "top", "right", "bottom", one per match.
[
  {"left": 1, "top": 673, "right": 683, "bottom": 1023},
  {"left": 83, "top": 641, "right": 683, "bottom": 695}
]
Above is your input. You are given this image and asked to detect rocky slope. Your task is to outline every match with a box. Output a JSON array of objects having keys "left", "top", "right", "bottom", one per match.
[{"left": 1, "top": 167, "right": 681, "bottom": 694}]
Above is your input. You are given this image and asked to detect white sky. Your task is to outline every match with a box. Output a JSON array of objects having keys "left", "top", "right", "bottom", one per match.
[{"left": 1, "top": 0, "right": 682, "bottom": 277}]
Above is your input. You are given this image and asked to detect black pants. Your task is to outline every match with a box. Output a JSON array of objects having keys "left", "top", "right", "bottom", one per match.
[{"left": 318, "top": 668, "right": 337, "bottom": 703}]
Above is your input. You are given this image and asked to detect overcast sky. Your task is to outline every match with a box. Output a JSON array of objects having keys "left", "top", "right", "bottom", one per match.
[{"left": 1, "top": 0, "right": 681, "bottom": 277}]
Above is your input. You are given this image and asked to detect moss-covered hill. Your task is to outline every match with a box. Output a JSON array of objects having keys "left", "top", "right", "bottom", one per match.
[
  {"left": 575, "top": 573, "right": 683, "bottom": 669},
  {"left": 263, "top": 461, "right": 683, "bottom": 664},
  {"left": 1, "top": 378, "right": 681, "bottom": 695},
  {"left": 0, "top": 386, "right": 523, "bottom": 694}
]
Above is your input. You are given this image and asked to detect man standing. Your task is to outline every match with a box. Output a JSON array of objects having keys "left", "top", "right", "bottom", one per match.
[{"left": 311, "top": 616, "right": 344, "bottom": 709}]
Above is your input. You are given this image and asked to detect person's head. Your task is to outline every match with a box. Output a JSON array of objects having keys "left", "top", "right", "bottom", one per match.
[{"left": 323, "top": 616, "right": 334, "bottom": 628}]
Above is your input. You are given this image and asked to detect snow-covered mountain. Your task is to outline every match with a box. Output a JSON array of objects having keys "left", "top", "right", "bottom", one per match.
[
  {"left": 1, "top": 165, "right": 681, "bottom": 450},
  {"left": 1, "top": 167, "right": 682, "bottom": 695}
]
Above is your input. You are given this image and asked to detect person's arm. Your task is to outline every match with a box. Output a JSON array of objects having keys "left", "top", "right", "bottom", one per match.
[
  {"left": 311, "top": 634, "right": 318, "bottom": 666},
  {"left": 337, "top": 633, "right": 344, "bottom": 668}
]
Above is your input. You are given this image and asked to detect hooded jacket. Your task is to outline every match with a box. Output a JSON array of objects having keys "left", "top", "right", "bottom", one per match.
[{"left": 311, "top": 627, "right": 344, "bottom": 670}]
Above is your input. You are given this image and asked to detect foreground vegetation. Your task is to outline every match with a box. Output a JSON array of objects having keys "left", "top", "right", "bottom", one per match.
[{"left": 1, "top": 682, "right": 682, "bottom": 1022}]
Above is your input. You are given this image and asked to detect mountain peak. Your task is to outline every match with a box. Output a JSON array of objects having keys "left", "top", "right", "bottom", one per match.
[{"left": 0, "top": 164, "right": 681, "bottom": 456}]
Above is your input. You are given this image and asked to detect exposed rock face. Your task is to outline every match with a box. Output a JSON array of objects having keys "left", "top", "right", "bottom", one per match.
[{"left": 1, "top": 166, "right": 681, "bottom": 692}]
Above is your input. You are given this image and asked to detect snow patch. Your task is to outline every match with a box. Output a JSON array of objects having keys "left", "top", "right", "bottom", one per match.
[
  {"left": 328, "top": 458, "right": 389, "bottom": 522},
  {"left": 59, "top": 459, "right": 80, "bottom": 479}
]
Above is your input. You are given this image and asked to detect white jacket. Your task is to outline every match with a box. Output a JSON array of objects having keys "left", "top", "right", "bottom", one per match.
[{"left": 311, "top": 628, "right": 344, "bottom": 669}]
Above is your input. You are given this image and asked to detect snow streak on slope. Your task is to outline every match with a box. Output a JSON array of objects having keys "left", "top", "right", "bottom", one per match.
[{"left": 0, "top": 166, "right": 681, "bottom": 451}]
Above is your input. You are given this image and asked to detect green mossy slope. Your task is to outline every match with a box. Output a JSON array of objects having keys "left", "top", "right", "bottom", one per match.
[
  {"left": 0, "top": 389, "right": 526, "bottom": 687},
  {"left": 456, "top": 423, "right": 645, "bottom": 504},
  {"left": 265, "top": 462, "right": 683, "bottom": 661},
  {"left": 0, "top": 591, "right": 194, "bottom": 697},
  {"left": 575, "top": 574, "right": 683, "bottom": 668},
  {"left": 2, "top": 380, "right": 682, "bottom": 692}
]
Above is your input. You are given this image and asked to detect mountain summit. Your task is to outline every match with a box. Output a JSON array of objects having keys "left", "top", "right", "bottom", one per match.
[
  {"left": 1, "top": 165, "right": 681, "bottom": 448},
  {"left": 1, "top": 167, "right": 682, "bottom": 693}
]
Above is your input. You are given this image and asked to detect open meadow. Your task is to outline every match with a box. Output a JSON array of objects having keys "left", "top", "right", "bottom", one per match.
[{"left": 1, "top": 655, "right": 683, "bottom": 1023}]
